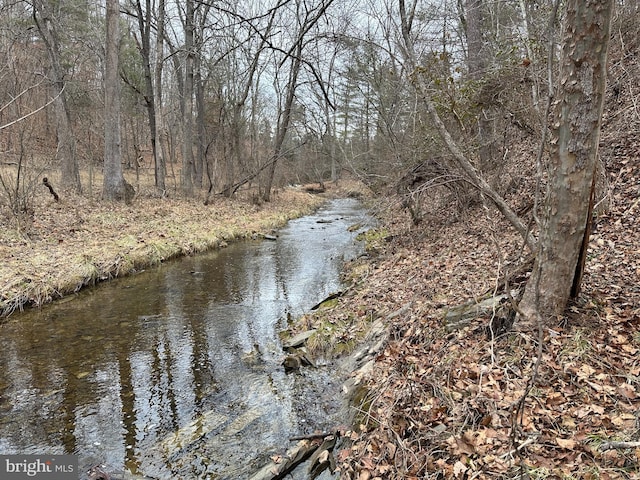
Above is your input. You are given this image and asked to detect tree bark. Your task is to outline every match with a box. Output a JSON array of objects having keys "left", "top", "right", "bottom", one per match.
[
  {"left": 519, "top": 0, "right": 614, "bottom": 321},
  {"left": 103, "top": 0, "right": 134, "bottom": 203},
  {"left": 181, "top": 0, "right": 195, "bottom": 196}
]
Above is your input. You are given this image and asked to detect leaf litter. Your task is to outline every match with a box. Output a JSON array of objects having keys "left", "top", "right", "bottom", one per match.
[{"left": 314, "top": 89, "right": 640, "bottom": 479}]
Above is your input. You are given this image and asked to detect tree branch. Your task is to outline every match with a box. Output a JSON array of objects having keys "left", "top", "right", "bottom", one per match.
[
  {"left": 0, "top": 85, "right": 64, "bottom": 131},
  {"left": 398, "top": 2, "right": 536, "bottom": 251}
]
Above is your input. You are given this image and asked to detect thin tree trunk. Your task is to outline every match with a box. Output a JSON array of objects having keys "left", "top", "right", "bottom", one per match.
[
  {"left": 133, "top": 0, "right": 161, "bottom": 192},
  {"left": 181, "top": 0, "right": 195, "bottom": 196},
  {"left": 194, "top": 56, "right": 205, "bottom": 189},
  {"left": 518, "top": 0, "right": 539, "bottom": 111},
  {"left": 519, "top": 0, "right": 614, "bottom": 321},
  {"left": 154, "top": 0, "right": 167, "bottom": 192},
  {"left": 33, "top": 0, "right": 81, "bottom": 193}
]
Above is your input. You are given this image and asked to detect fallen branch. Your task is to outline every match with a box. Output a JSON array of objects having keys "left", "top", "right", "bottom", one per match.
[
  {"left": 600, "top": 440, "right": 640, "bottom": 451},
  {"left": 289, "top": 431, "right": 333, "bottom": 441}
]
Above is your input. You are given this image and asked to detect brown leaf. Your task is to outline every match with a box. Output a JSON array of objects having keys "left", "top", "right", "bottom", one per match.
[
  {"left": 617, "top": 382, "right": 637, "bottom": 399},
  {"left": 556, "top": 437, "right": 577, "bottom": 450},
  {"left": 453, "top": 460, "right": 467, "bottom": 478},
  {"left": 357, "top": 470, "right": 371, "bottom": 480},
  {"left": 453, "top": 434, "right": 476, "bottom": 455}
]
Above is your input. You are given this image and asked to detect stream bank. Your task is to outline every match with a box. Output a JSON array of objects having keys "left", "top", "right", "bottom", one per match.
[
  {"left": 1, "top": 184, "right": 374, "bottom": 318},
  {"left": 0, "top": 197, "right": 375, "bottom": 480}
]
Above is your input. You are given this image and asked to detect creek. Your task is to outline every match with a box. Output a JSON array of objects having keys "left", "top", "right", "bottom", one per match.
[{"left": 0, "top": 198, "right": 373, "bottom": 479}]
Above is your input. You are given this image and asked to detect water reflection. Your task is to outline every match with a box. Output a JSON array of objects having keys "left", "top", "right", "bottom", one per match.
[{"left": 0, "top": 198, "right": 371, "bottom": 479}]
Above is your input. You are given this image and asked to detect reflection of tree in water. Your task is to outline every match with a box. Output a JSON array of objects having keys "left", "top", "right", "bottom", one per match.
[{"left": 0, "top": 199, "right": 370, "bottom": 478}]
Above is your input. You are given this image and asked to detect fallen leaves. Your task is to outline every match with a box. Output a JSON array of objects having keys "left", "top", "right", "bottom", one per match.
[{"left": 331, "top": 149, "right": 640, "bottom": 478}]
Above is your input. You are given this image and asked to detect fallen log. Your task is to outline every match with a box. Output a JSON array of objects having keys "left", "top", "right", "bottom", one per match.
[{"left": 443, "top": 292, "right": 520, "bottom": 333}]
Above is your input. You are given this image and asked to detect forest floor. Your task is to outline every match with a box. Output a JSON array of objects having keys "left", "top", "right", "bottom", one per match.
[
  {"left": 321, "top": 170, "right": 640, "bottom": 479},
  {"left": 0, "top": 179, "right": 367, "bottom": 318},
  {"left": 289, "top": 150, "right": 638, "bottom": 479}
]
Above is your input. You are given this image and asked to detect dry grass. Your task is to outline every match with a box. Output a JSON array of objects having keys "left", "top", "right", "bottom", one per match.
[{"left": 0, "top": 165, "right": 360, "bottom": 317}]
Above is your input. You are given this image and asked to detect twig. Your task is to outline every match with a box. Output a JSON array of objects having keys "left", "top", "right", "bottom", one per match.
[
  {"left": 600, "top": 440, "right": 640, "bottom": 451},
  {"left": 289, "top": 432, "right": 333, "bottom": 441},
  {"left": 500, "top": 436, "right": 539, "bottom": 459},
  {"left": 0, "top": 84, "right": 64, "bottom": 131}
]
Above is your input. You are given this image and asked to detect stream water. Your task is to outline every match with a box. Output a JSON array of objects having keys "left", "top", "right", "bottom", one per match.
[{"left": 0, "top": 198, "right": 373, "bottom": 479}]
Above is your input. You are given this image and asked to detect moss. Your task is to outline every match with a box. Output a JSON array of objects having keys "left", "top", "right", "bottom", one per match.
[
  {"left": 350, "top": 385, "right": 379, "bottom": 430},
  {"left": 356, "top": 227, "right": 390, "bottom": 253}
]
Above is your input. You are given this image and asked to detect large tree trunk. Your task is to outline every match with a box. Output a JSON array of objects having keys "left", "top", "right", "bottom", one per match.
[
  {"left": 103, "top": 0, "right": 133, "bottom": 203},
  {"left": 519, "top": 0, "right": 614, "bottom": 321},
  {"left": 33, "top": 0, "right": 81, "bottom": 193}
]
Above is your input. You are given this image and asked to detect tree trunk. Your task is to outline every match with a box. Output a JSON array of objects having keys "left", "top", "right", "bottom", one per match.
[
  {"left": 519, "top": 0, "right": 614, "bottom": 321},
  {"left": 133, "top": 0, "right": 162, "bottom": 192},
  {"left": 465, "top": 0, "right": 493, "bottom": 168},
  {"left": 194, "top": 55, "right": 205, "bottom": 189},
  {"left": 33, "top": 0, "right": 82, "bottom": 193},
  {"left": 181, "top": 0, "right": 195, "bottom": 196},
  {"left": 103, "top": 0, "right": 133, "bottom": 203},
  {"left": 154, "top": 0, "right": 167, "bottom": 192}
]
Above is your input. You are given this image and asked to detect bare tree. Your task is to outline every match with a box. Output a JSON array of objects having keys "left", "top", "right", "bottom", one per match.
[
  {"left": 519, "top": 0, "right": 615, "bottom": 321},
  {"left": 398, "top": 0, "right": 536, "bottom": 250},
  {"left": 127, "top": 0, "right": 165, "bottom": 192},
  {"left": 104, "top": 0, "right": 134, "bottom": 202},
  {"left": 154, "top": 0, "right": 167, "bottom": 193},
  {"left": 32, "top": 0, "right": 82, "bottom": 193},
  {"left": 261, "top": 0, "right": 336, "bottom": 202},
  {"left": 181, "top": 0, "right": 196, "bottom": 196}
]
